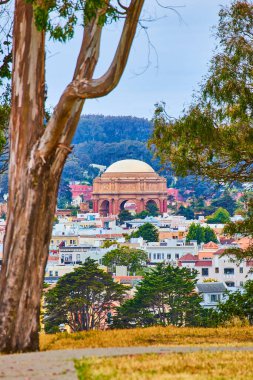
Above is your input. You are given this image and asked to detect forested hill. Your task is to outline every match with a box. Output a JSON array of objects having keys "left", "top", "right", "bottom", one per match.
[
  {"left": 73, "top": 115, "right": 152, "bottom": 144},
  {"left": 62, "top": 115, "right": 162, "bottom": 182}
]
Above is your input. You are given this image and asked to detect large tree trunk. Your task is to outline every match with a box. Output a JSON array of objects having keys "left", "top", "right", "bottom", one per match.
[
  {"left": 0, "top": 0, "right": 144, "bottom": 353},
  {"left": 0, "top": 0, "right": 49, "bottom": 352}
]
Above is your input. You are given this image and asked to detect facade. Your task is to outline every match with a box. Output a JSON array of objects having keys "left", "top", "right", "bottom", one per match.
[
  {"left": 144, "top": 240, "right": 198, "bottom": 264},
  {"left": 179, "top": 252, "right": 253, "bottom": 288},
  {"left": 196, "top": 282, "right": 228, "bottom": 309},
  {"left": 92, "top": 159, "right": 167, "bottom": 216}
]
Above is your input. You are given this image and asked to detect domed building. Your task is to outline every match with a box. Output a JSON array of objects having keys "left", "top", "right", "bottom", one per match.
[{"left": 92, "top": 159, "right": 167, "bottom": 216}]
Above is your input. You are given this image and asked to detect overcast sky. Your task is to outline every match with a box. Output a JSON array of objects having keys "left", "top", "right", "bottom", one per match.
[{"left": 46, "top": 0, "right": 231, "bottom": 119}]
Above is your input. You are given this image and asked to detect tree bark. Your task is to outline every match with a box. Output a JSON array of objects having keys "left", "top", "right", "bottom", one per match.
[{"left": 0, "top": 0, "right": 144, "bottom": 353}]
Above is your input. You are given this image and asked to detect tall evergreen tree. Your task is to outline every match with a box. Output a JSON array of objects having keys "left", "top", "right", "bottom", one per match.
[
  {"left": 44, "top": 259, "right": 126, "bottom": 333},
  {"left": 113, "top": 264, "right": 202, "bottom": 328}
]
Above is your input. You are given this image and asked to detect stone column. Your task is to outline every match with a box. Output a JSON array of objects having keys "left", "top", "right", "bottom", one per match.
[
  {"left": 93, "top": 199, "right": 98, "bottom": 213},
  {"left": 114, "top": 198, "right": 119, "bottom": 215},
  {"left": 109, "top": 200, "right": 113, "bottom": 215},
  {"left": 163, "top": 199, "right": 167, "bottom": 213},
  {"left": 159, "top": 199, "right": 164, "bottom": 213}
]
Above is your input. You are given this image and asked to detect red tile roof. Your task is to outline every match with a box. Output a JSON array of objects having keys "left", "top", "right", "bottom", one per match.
[
  {"left": 195, "top": 260, "right": 212, "bottom": 267},
  {"left": 203, "top": 242, "right": 219, "bottom": 249},
  {"left": 179, "top": 254, "right": 198, "bottom": 262}
]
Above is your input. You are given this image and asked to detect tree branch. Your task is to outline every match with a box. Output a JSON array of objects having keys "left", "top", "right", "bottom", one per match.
[
  {"left": 69, "top": 0, "right": 145, "bottom": 99},
  {"left": 37, "top": 0, "right": 145, "bottom": 161}
]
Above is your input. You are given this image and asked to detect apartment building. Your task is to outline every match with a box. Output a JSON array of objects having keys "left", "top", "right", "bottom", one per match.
[
  {"left": 179, "top": 251, "right": 253, "bottom": 288},
  {"left": 144, "top": 239, "right": 198, "bottom": 264}
]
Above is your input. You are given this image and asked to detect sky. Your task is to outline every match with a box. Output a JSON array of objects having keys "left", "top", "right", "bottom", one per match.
[{"left": 46, "top": 0, "right": 231, "bottom": 119}]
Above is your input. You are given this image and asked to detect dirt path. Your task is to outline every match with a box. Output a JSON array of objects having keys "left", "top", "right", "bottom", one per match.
[{"left": 1, "top": 345, "right": 253, "bottom": 379}]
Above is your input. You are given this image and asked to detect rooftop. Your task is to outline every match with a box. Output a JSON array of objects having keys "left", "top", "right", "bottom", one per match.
[{"left": 196, "top": 282, "right": 227, "bottom": 293}]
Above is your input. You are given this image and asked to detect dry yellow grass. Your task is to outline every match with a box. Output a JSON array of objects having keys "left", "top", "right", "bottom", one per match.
[
  {"left": 74, "top": 351, "right": 253, "bottom": 380},
  {"left": 40, "top": 326, "right": 253, "bottom": 351}
]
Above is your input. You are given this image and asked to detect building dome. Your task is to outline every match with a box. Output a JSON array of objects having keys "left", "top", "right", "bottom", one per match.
[{"left": 105, "top": 159, "right": 155, "bottom": 173}]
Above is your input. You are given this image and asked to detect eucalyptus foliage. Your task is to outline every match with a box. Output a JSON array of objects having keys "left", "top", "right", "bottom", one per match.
[
  {"left": 26, "top": 0, "right": 121, "bottom": 41},
  {"left": 150, "top": 1, "right": 253, "bottom": 183}
]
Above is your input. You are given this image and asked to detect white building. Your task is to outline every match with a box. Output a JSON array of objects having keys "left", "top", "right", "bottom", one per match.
[
  {"left": 196, "top": 282, "right": 228, "bottom": 309},
  {"left": 144, "top": 239, "right": 198, "bottom": 264},
  {"left": 179, "top": 252, "right": 253, "bottom": 288}
]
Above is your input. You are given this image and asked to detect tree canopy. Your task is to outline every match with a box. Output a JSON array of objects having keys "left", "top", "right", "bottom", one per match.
[
  {"left": 113, "top": 264, "right": 202, "bottom": 328},
  {"left": 102, "top": 246, "right": 148, "bottom": 274},
  {"left": 210, "top": 192, "right": 237, "bottom": 216},
  {"left": 118, "top": 209, "right": 133, "bottom": 224},
  {"left": 214, "top": 280, "right": 253, "bottom": 326},
  {"left": 186, "top": 223, "right": 218, "bottom": 245},
  {"left": 149, "top": 1, "right": 253, "bottom": 183},
  {"left": 130, "top": 223, "right": 159, "bottom": 242},
  {"left": 207, "top": 207, "right": 231, "bottom": 224},
  {"left": 44, "top": 259, "right": 126, "bottom": 333},
  {"left": 176, "top": 205, "right": 194, "bottom": 220}
]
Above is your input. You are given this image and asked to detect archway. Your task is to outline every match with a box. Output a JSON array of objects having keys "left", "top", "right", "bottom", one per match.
[
  {"left": 99, "top": 200, "right": 110, "bottom": 216},
  {"left": 120, "top": 200, "right": 137, "bottom": 214}
]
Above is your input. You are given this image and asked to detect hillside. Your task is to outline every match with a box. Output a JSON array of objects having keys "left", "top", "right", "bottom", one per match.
[
  {"left": 73, "top": 115, "right": 152, "bottom": 144},
  {"left": 62, "top": 114, "right": 163, "bottom": 182}
]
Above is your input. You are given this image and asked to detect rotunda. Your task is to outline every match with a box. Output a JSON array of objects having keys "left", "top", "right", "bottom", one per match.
[{"left": 92, "top": 159, "right": 167, "bottom": 216}]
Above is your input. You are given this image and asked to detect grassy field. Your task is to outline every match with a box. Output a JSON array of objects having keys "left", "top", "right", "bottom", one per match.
[
  {"left": 40, "top": 326, "right": 253, "bottom": 351},
  {"left": 74, "top": 351, "right": 253, "bottom": 380}
]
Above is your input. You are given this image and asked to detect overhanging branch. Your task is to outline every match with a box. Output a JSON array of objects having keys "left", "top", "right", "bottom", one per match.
[
  {"left": 37, "top": 0, "right": 145, "bottom": 161},
  {"left": 69, "top": 0, "right": 145, "bottom": 99}
]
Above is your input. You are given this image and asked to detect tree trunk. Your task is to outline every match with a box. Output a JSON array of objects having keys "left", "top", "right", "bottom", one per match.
[
  {"left": 0, "top": 0, "right": 144, "bottom": 353},
  {"left": 0, "top": 0, "right": 70, "bottom": 352}
]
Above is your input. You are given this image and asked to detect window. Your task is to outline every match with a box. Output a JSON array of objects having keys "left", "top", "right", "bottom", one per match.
[
  {"left": 55, "top": 271, "right": 59, "bottom": 277},
  {"left": 215, "top": 267, "right": 219, "bottom": 273},
  {"left": 175, "top": 254, "right": 179, "bottom": 259},
  {"left": 76, "top": 254, "right": 81, "bottom": 262},
  {"left": 73, "top": 240, "right": 76, "bottom": 245},
  {"left": 210, "top": 294, "right": 221, "bottom": 303},
  {"left": 149, "top": 253, "right": 151, "bottom": 260},
  {"left": 202, "top": 268, "right": 209, "bottom": 276},
  {"left": 167, "top": 254, "right": 171, "bottom": 259},
  {"left": 225, "top": 281, "right": 235, "bottom": 287},
  {"left": 153, "top": 253, "right": 156, "bottom": 260},
  {"left": 49, "top": 271, "right": 53, "bottom": 277},
  {"left": 161, "top": 253, "right": 164, "bottom": 260},
  {"left": 224, "top": 268, "right": 234, "bottom": 275},
  {"left": 65, "top": 254, "right": 72, "bottom": 262},
  {"left": 240, "top": 281, "right": 243, "bottom": 287},
  {"left": 157, "top": 253, "right": 161, "bottom": 260},
  {"left": 240, "top": 267, "right": 243, "bottom": 273}
]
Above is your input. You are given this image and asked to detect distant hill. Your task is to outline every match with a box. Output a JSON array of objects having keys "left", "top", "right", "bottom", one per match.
[
  {"left": 62, "top": 114, "right": 163, "bottom": 182},
  {"left": 73, "top": 115, "right": 152, "bottom": 144}
]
